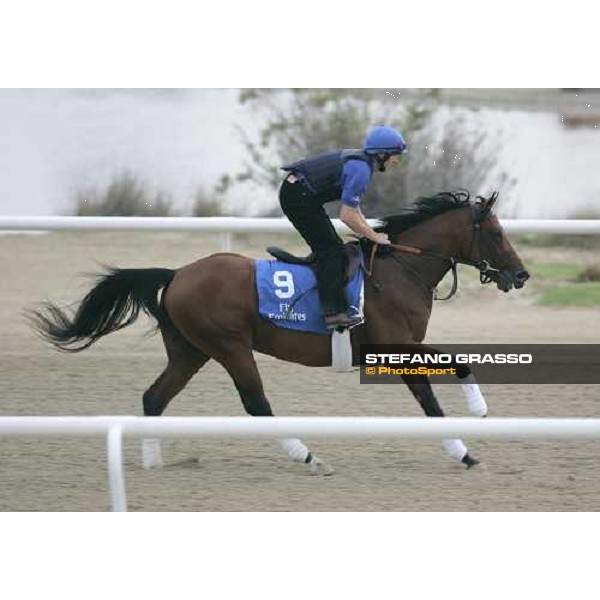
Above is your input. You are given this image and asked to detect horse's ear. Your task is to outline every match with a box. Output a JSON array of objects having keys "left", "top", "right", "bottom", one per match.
[{"left": 483, "top": 191, "right": 499, "bottom": 215}]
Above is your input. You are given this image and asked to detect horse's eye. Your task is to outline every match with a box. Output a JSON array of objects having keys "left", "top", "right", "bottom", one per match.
[{"left": 487, "top": 230, "right": 503, "bottom": 240}]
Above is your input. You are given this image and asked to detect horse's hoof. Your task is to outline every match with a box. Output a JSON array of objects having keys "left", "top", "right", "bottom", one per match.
[
  {"left": 143, "top": 463, "right": 162, "bottom": 471},
  {"left": 309, "top": 456, "right": 335, "bottom": 476},
  {"left": 462, "top": 454, "right": 480, "bottom": 469}
]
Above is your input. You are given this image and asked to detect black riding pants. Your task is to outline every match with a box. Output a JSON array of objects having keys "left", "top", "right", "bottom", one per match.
[{"left": 279, "top": 179, "right": 348, "bottom": 315}]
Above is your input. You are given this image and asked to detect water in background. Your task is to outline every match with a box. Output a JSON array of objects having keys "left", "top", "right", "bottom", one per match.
[{"left": 1, "top": 88, "right": 599, "bottom": 218}]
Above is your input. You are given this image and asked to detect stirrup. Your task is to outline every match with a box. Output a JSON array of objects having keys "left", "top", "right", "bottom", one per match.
[
  {"left": 331, "top": 328, "right": 352, "bottom": 372},
  {"left": 325, "top": 313, "right": 362, "bottom": 331}
]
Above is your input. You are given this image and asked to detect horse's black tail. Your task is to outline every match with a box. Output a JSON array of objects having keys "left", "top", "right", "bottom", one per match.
[{"left": 28, "top": 267, "right": 175, "bottom": 352}]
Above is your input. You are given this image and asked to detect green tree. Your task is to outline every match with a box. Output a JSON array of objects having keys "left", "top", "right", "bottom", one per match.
[
  {"left": 217, "top": 89, "right": 436, "bottom": 216},
  {"left": 405, "top": 109, "right": 515, "bottom": 204},
  {"left": 219, "top": 89, "right": 514, "bottom": 218}
]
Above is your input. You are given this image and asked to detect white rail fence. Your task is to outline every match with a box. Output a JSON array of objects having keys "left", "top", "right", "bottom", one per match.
[
  {"left": 1, "top": 216, "right": 599, "bottom": 252},
  {"left": 2, "top": 416, "right": 600, "bottom": 511}
]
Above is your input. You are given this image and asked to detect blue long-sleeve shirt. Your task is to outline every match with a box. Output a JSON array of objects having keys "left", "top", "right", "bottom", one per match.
[{"left": 340, "top": 159, "right": 373, "bottom": 208}]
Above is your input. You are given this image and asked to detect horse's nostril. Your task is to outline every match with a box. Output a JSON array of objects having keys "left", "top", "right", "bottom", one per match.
[{"left": 515, "top": 270, "right": 530, "bottom": 282}]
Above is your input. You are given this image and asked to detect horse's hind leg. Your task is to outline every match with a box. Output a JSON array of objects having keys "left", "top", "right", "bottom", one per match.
[
  {"left": 402, "top": 375, "right": 479, "bottom": 469},
  {"left": 143, "top": 320, "right": 210, "bottom": 417},
  {"left": 141, "top": 321, "right": 210, "bottom": 469},
  {"left": 215, "top": 342, "right": 333, "bottom": 475}
]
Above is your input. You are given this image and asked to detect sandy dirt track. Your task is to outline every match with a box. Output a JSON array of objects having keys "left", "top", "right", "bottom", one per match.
[{"left": 1, "top": 231, "right": 599, "bottom": 511}]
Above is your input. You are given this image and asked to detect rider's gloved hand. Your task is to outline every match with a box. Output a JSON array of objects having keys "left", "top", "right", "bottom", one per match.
[{"left": 372, "top": 232, "right": 391, "bottom": 245}]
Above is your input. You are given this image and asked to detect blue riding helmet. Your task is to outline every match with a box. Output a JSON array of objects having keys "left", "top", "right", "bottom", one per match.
[{"left": 364, "top": 125, "right": 408, "bottom": 156}]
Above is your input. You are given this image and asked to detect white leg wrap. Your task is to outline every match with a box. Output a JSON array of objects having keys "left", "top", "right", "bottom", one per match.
[
  {"left": 461, "top": 374, "right": 488, "bottom": 417},
  {"left": 277, "top": 438, "right": 310, "bottom": 463},
  {"left": 442, "top": 438, "right": 468, "bottom": 462},
  {"left": 142, "top": 438, "right": 163, "bottom": 470}
]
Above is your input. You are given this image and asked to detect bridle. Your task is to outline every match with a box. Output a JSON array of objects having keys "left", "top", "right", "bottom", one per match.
[{"left": 365, "top": 199, "right": 504, "bottom": 301}]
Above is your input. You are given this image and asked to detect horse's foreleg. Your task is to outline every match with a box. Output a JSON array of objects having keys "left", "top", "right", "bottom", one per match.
[
  {"left": 402, "top": 376, "right": 479, "bottom": 468},
  {"left": 457, "top": 371, "right": 488, "bottom": 417},
  {"left": 417, "top": 344, "right": 488, "bottom": 417},
  {"left": 218, "top": 344, "right": 333, "bottom": 475}
]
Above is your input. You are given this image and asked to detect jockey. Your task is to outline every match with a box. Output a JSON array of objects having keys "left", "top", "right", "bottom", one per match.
[{"left": 279, "top": 125, "right": 408, "bottom": 330}]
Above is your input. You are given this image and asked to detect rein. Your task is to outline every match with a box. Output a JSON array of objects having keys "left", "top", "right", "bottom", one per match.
[{"left": 365, "top": 209, "right": 501, "bottom": 300}]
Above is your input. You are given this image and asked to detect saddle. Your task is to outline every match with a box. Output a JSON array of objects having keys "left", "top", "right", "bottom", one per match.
[{"left": 266, "top": 242, "right": 363, "bottom": 283}]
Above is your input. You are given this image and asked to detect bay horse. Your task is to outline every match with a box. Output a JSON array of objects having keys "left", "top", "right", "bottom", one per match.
[{"left": 29, "top": 190, "right": 529, "bottom": 473}]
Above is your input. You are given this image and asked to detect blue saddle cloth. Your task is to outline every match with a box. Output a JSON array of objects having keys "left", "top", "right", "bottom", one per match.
[{"left": 255, "top": 248, "right": 365, "bottom": 335}]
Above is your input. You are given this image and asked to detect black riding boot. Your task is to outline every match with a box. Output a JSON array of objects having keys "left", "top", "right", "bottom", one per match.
[{"left": 315, "top": 248, "right": 361, "bottom": 329}]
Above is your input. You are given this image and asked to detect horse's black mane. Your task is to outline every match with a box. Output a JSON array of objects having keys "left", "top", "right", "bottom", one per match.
[{"left": 374, "top": 189, "right": 473, "bottom": 235}]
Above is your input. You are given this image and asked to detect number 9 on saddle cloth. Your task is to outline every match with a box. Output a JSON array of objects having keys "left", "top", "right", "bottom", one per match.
[{"left": 255, "top": 244, "right": 365, "bottom": 335}]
